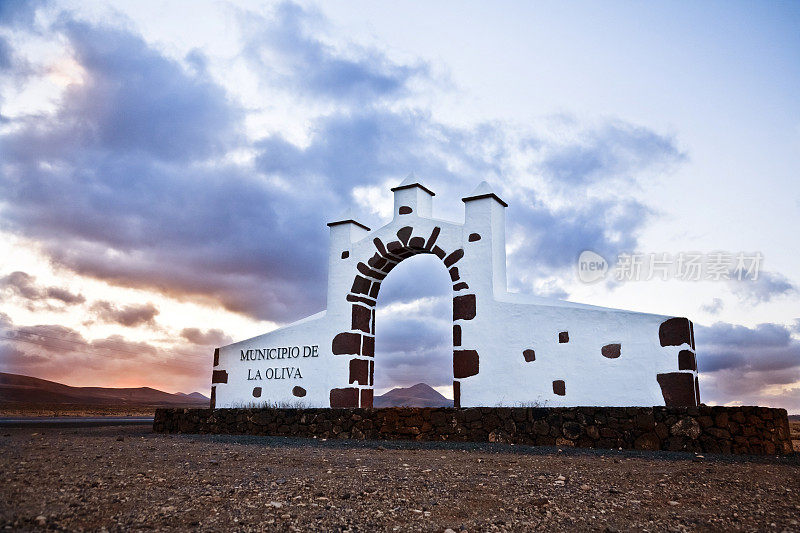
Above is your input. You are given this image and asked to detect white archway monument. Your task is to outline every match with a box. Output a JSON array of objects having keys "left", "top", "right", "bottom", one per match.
[{"left": 211, "top": 176, "right": 699, "bottom": 409}]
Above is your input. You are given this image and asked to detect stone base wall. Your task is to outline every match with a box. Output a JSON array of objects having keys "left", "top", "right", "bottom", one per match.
[{"left": 153, "top": 405, "right": 793, "bottom": 456}]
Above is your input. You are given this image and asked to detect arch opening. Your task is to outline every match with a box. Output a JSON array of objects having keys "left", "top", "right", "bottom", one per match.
[
  {"left": 373, "top": 253, "right": 454, "bottom": 407},
  {"left": 330, "top": 224, "right": 479, "bottom": 408}
]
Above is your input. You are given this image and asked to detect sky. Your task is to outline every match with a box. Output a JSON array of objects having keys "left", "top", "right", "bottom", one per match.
[{"left": 0, "top": 0, "right": 798, "bottom": 411}]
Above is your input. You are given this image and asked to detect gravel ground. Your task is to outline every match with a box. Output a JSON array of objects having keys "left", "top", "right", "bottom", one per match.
[{"left": 1, "top": 425, "right": 799, "bottom": 532}]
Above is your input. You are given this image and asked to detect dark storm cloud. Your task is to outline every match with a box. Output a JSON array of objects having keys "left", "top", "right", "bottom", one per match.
[
  {"left": 43, "top": 19, "right": 239, "bottom": 162},
  {"left": 255, "top": 108, "right": 501, "bottom": 198},
  {"left": 0, "top": 0, "right": 46, "bottom": 28},
  {"left": 244, "top": 1, "right": 428, "bottom": 103},
  {"left": 540, "top": 121, "right": 684, "bottom": 186},
  {"left": 695, "top": 321, "right": 800, "bottom": 411},
  {"left": 0, "top": 271, "right": 85, "bottom": 306},
  {"left": 0, "top": 35, "right": 12, "bottom": 69},
  {"left": 0, "top": 4, "right": 686, "bottom": 328},
  {"left": 374, "top": 255, "right": 452, "bottom": 307},
  {"left": 181, "top": 327, "right": 232, "bottom": 346},
  {"left": 728, "top": 270, "right": 796, "bottom": 304},
  {"left": 374, "top": 298, "right": 452, "bottom": 390},
  {"left": 508, "top": 197, "right": 652, "bottom": 276},
  {"left": 90, "top": 300, "right": 159, "bottom": 327},
  {"left": 0, "top": 315, "right": 207, "bottom": 390},
  {"left": 0, "top": 17, "right": 335, "bottom": 322}
]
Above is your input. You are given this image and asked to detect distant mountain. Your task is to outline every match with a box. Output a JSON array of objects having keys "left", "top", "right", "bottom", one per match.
[
  {"left": 0, "top": 372, "right": 208, "bottom": 406},
  {"left": 374, "top": 383, "right": 454, "bottom": 408},
  {"left": 176, "top": 392, "right": 209, "bottom": 401}
]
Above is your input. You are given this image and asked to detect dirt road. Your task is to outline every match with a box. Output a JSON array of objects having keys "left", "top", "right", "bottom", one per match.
[{"left": 2, "top": 425, "right": 798, "bottom": 531}]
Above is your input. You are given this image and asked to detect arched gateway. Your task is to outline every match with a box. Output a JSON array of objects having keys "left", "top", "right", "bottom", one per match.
[{"left": 211, "top": 177, "right": 700, "bottom": 409}]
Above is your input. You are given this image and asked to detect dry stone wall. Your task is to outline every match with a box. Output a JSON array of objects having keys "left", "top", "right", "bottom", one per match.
[{"left": 153, "top": 405, "right": 793, "bottom": 456}]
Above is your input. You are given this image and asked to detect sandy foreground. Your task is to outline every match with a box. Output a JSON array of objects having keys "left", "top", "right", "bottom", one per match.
[{"left": 1, "top": 425, "right": 799, "bottom": 532}]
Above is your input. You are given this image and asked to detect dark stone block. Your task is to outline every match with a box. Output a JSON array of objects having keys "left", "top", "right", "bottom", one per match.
[
  {"left": 351, "top": 304, "right": 371, "bottom": 333},
  {"left": 659, "top": 317, "right": 692, "bottom": 347},
  {"left": 210, "top": 386, "right": 215, "bottom": 409},
  {"left": 468, "top": 233, "right": 481, "bottom": 242},
  {"left": 397, "top": 226, "right": 413, "bottom": 246},
  {"left": 432, "top": 246, "right": 446, "bottom": 259},
  {"left": 563, "top": 421, "right": 582, "bottom": 439},
  {"left": 332, "top": 332, "right": 361, "bottom": 355},
  {"left": 351, "top": 275, "right": 371, "bottom": 295},
  {"left": 357, "top": 262, "right": 385, "bottom": 280},
  {"left": 559, "top": 331, "right": 569, "bottom": 343},
  {"left": 341, "top": 251, "right": 349, "bottom": 259},
  {"left": 409, "top": 236, "right": 425, "bottom": 249},
  {"left": 252, "top": 387, "right": 262, "bottom": 398},
  {"left": 349, "top": 359, "right": 369, "bottom": 385},
  {"left": 373, "top": 237, "right": 389, "bottom": 257},
  {"left": 387, "top": 240, "right": 403, "bottom": 254},
  {"left": 368, "top": 253, "right": 387, "bottom": 269},
  {"left": 292, "top": 386, "right": 306, "bottom": 397},
  {"left": 362, "top": 335, "right": 375, "bottom": 357},
  {"left": 212, "top": 369, "right": 228, "bottom": 384},
  {"left": 330, "top": 388, "right": 359, "bottom": 408},
  {"left": 425, "top": 227, "right": 441, "bottom": 250},
  {"left": 657, "top": 372, "right": 697, "bottom": 407},
  {"left": 553, "top": 380, "right": 566, "bottom": 396},
  {"left": 453, "top": 282, "right": 469, "bottom": 291},
  {"left": 453, "top": 325, "right": 462, "bottom": 347},
  {"left": 634, "top": 432, "right": 660, "bottom": 450},
  {"left": 695, "top": 376, "right": 701, "bottom": 405},
  {"left": 601, "top": 343, "right": 620, "bottom": 358},
  {"left": 449, "top": 267, "right": 460, "bottom": 282},
  {"left": 369, "top": 282, "right": 380, "bottom": 299},
  {"left": 360, "top": 388, "right": 373, "bottom": 408},
  {"left": 347, "top": 294, "right": 376, "bottom": 306},
  {"left": 398, "top": 205, "right": 412, "bottom": 215},
  {"left": 454, "top": 350, "right": 479, "bottom": 378},
  {"left": 453, "top": 294, "right": 477, "bottom": 320},
  {"left": 213, "top": 347, "right": 219, "bottom": 367},
  {"left": 444, "top": 248, "right": 465, "bottom": 267},
  {"left": 523, "top": 349, "right": 536, "bottom": 362},
  {"left": 678, "top": 350, "right": 697, "bottom": 370}
]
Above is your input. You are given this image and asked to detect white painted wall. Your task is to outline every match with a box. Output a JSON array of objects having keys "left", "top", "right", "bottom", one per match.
[{"left": 213, "top": 180, "right": 698, "bottom": 409}]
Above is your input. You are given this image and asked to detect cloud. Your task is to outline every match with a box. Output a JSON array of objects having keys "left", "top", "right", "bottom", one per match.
[
  {"left": 0, "top": 6, "right": 685, "bottom": 329},
  {"left": 0, "top": 17, "right": 334, "bottom": 322},
  {"left": 0, "top": 271, "right": 85, "bottom": 307},
  {"left": 540, "top": 120, "right": 685, "bottom": 187},
  {"left": 181, "top": 327, "right": 232, "bottom": 346},
  {"left": 728, "top": 270, "right": 796, "bottom": 304},
  {"left": 47, "top": 19, "right": 240, "bottom": 162},
  {"left": 243, "top": 2, "right": 428, "bottom": 103},
  {"left": 375, "top": 297, "right": 453, "bottom": 390},
  {"left": 509, "top": 197, "right": 652, "bottom": 277},
  {"left": 696, "top": 321, "right": 800, "bottom": 412},
  {"left": 0, "top": 0, "right": 46, "bottom": 28},
  {"left": 700, "top": 297, "right": 724, "bottom": 315},
  {"left": 374, "top": 254, "right": 452, "bottom": 306},
  {"left": 90, "top": 300, "right": 159, "bottom": 327},
  {"left": 0, "top": 315, "right": 208, "bottom": 392},
  {"left": 0, "top": 36, "right": 12, "bottom": 70}
]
